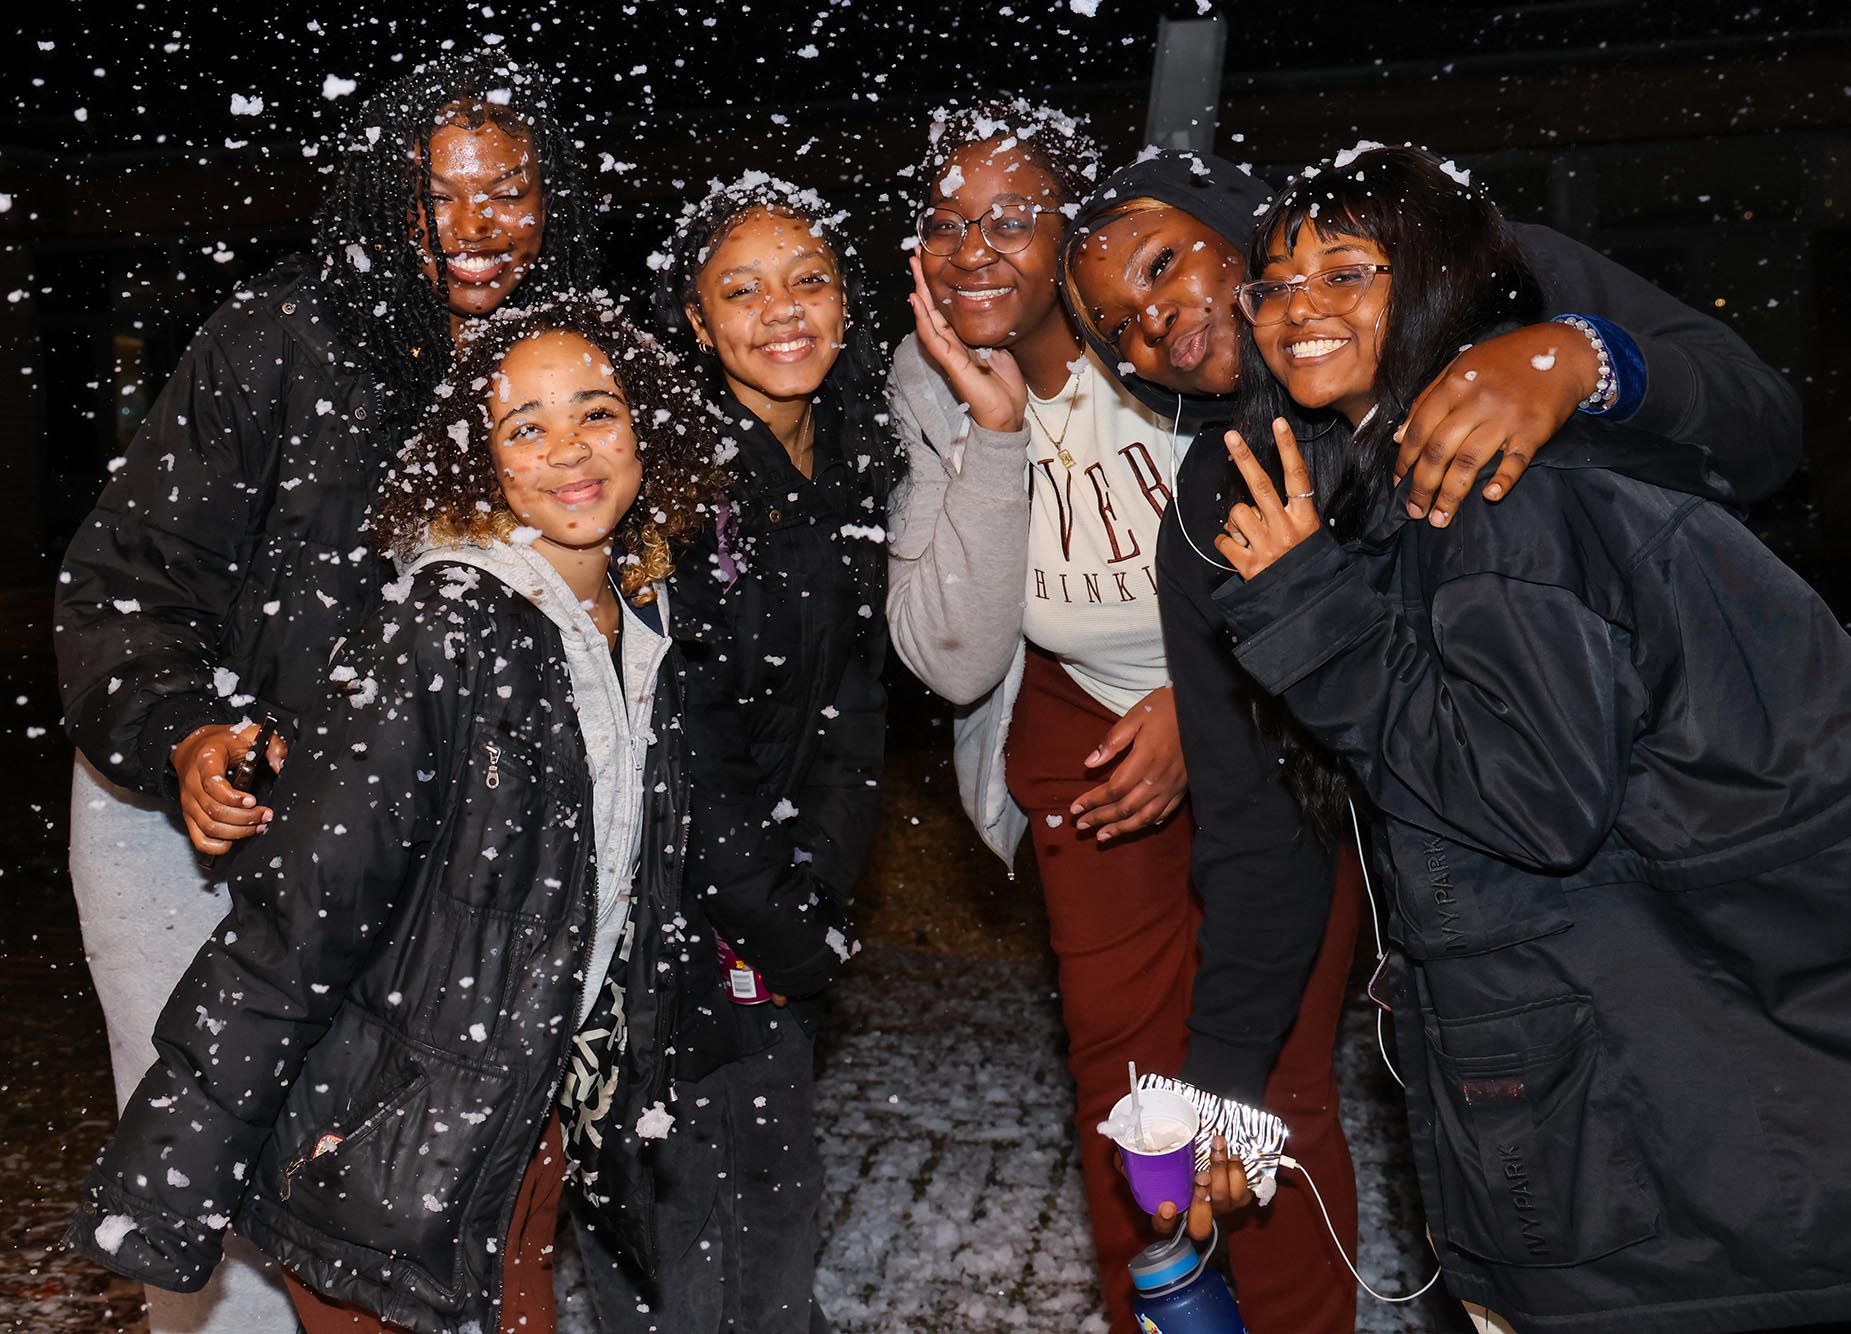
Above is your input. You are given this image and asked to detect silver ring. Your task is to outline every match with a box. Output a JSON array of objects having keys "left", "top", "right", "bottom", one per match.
[{"left": 1290, "top": 490, "right": 1316, "bottom": 500}]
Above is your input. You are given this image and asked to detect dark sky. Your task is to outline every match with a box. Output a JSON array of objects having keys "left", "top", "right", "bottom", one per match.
[{"left": 10, "top": 1, "right": 1847, "bottom": 159}]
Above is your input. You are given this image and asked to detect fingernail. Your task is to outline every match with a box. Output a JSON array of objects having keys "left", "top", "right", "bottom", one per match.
[
  {"left": 1406, "top": 502, "right": 1425, "bottom": 519},
  {"left": 1394, "top": 424, "right": 1406, "bottom": 442},
  {"left": 1069, "top": 801, "right": 1084, "bottom": 815},
  {"left": 1083, "top": 749, "right": 1105, "bottom": 766},
  {"left": 1484, "top": 483, "right": 1504, "bottom": 501},
  {"left": 1431, "top": 509, "right": 1451, "bottom": 527}
]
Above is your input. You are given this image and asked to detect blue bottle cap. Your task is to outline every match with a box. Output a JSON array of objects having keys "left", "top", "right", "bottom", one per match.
[{"left": 1128, "top": 1230, "right": 1201, "bottom": 1292}]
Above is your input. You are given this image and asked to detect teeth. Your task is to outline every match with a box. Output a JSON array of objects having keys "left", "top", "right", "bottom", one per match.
[
  {"left": 448, "top": 252, "right": 508, "bottom": 275},
  {"left": 1288, "top": 338, "right": 1348, "bottom": 359},
  {"left": 955, "top": 286, "right": 1012, "bottom": 299},
  {"left": 762, "top": 339, "right": 813, "bottom": 353}
]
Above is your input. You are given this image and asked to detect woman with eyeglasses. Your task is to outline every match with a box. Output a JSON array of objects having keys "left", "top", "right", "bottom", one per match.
[
  {"left": 885, "top": 101, "right": 1330, "bottom": 1333},
  {"left": 1056, "top": 146, "right": 1802, "bottom": 1325},
  {"left": 1206, "top": 141, "right": 1851, "bottom": 1334}
]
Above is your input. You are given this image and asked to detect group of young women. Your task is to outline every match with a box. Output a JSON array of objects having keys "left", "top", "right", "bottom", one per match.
[{"left": 54, "top": 50, "right": 1851, "bottom": 1334}]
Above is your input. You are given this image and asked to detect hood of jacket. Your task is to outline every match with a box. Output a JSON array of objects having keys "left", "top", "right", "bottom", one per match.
[{"left": 1062, "top": 149, "right": 1274, "bottom": 426}]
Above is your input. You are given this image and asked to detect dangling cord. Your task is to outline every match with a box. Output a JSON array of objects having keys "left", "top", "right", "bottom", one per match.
[
  {"left": 1350, "top": 797, "right": 1402, "bottom": 1090},
  {"left": 1277, "top": 1152, "right": 1443, "bottom": 1304},
  {"left": 1167, "top": 393, "right": 1239, "bottom": 573}
]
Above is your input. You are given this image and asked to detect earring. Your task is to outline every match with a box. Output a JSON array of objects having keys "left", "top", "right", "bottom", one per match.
[{"left": 696, "top": 341, "right": 716, "bottom": 356}]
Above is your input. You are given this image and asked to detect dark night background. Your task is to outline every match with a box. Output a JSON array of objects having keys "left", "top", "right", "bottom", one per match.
[{"left": 1, "top": 1, "right": 1848, "bottom": 1326}]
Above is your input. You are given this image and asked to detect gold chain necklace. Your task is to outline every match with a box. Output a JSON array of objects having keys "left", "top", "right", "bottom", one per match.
[{"left": 1025, "top": 376, "right": 1082, "bottom": 469}]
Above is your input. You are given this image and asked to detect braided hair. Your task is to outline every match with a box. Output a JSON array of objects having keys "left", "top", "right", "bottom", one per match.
[{"left": 313, "top": 52, "right": 603, "bottom": 441}]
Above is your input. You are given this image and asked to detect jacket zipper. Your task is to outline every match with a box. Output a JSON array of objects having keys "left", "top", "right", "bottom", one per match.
[
  {"left": 484, "top": 742, "right": 501, "bottom": 790},
  {"left": 279, "top": 1069, "right": 424, "bottom": 1201}
]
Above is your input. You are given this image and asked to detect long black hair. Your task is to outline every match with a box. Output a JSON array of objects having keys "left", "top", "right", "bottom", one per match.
[
  {"left": 654, "top": 173, "right": 904, "bottom": 513},
  {"left": 1230, "top": 144, "right": 1545, "bottom": 835},
  {"left": 313, "top": 52, "right": 603, "bottom": 441}
]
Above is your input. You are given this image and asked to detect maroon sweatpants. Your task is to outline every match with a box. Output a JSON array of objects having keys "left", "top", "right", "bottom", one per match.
[{"left": 1006, "top": 646, "right": 1362, "bottom": 1334}]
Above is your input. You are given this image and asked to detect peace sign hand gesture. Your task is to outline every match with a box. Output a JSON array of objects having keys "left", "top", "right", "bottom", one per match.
[
  {"left": 1212, "top": 417, "right": 1323, "bottom": 580},
  {"left": 906, "top": 253, "right": 1028, "bottom": 434}
]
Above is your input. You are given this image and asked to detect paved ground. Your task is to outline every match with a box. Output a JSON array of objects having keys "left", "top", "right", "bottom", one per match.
[
  {"left": 550, "top": 946, "right": 1464, "bottom": 1333},
  {"left": 0, "top": 593, "right": 1464, "bottom": 1331}
]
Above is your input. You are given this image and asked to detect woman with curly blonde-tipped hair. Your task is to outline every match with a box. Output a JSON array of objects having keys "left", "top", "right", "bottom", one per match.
[{"left": 67, "top": 299, "right": 727, "bottom": 1334}]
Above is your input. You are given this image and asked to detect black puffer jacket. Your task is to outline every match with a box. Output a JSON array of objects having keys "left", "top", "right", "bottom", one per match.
[
  {"left": 668, "top": 392, "right": 890, "bottom": 1074},
  {"left": 1215, "top": 424, "right": 1851, "bottom": 1332},
  {"left": 65, "top": 563, "right": 695, "bottom": 1333},
  {"left": 1070, "top": 150, "right": 1806, "bottom": 1104},
  {"left": 56, "top": 257, "right": 394, "bottom": 795}
]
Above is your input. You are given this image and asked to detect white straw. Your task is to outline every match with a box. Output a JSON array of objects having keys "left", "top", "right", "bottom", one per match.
[{"left": 1128, "top": 1061, "right": 1150, "bottom": 1151}]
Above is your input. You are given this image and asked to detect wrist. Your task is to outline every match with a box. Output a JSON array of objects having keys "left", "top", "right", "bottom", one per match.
[{"left": 1551, "top": 314, "right": 1619, "bottom": 414}]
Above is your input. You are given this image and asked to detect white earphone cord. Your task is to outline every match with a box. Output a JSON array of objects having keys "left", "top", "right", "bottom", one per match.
[{"left": 1270, "top": 799, "right": 1440, "bottom": 1305}]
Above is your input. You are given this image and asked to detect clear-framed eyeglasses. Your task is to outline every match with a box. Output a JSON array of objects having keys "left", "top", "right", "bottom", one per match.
[
  {"left": 914, "top": 201, "right": 1055, "bottom": 256},
  {"left": 1236, "top": 263, "right": 1393, "bottom": 325}
]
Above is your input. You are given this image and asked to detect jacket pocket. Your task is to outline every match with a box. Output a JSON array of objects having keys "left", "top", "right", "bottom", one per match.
[
  {"left": 281, "top": 1059, "right": 429, "bottom": 1205},
  {"left": 1386, "top": 823, "right": 1574, "bottom": 960},
  {"left": 1424, "top": 995, "right": 1656, "bottom": 1267}
]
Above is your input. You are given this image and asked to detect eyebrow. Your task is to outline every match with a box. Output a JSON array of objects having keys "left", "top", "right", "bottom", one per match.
[
  {"left": 429, "top": 168, "right": 529, "bottom": 192},
  {"left": 493, "top": 386, "right": 626, "bottom": 429},
  {"left": 715, "top": 248, "right": 829, "bottom": 282},
  {"left": 1264, "top": 240, "right": 1372, "bottom": 267}
]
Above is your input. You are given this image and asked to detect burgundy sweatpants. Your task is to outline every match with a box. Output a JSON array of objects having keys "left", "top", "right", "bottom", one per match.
[
  {"left": 285, "top": 1113, "right": 566, "bottom": 1333},
  {"left": 1006, "top": 647, "right": 1362, "bottom": 1334}
]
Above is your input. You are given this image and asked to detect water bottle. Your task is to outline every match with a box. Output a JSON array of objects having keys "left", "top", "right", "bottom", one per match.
[{"left": 1129, "top": 1225, "right": 1246, "bottom": 1333}]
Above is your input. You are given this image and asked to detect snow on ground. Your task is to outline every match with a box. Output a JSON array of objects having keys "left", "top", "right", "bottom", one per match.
[{"left": 562, "top": 947, "right": 1463, "bottom": 1332}]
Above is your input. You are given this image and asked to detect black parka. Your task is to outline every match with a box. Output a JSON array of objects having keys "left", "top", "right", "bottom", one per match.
[
  {"left": 55, "top": 258, "right": 394, "bottom": 794},
  {"left": 1069, "top": 151, "right": 1807, "bottom": 1105},
  {"left": 668, "top": 393, "right": 890, "bottom": 1046},
  {"left": 65, "top": 563, "right": 696, "bottom": 1334},
  {"left": 1214, "top": 423, "right": 1851, "bottom": 1332}
]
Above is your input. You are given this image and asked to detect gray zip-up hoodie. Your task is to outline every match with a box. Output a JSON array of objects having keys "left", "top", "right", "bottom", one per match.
[
  {"left": 406, "top": 538, "right": 669, "bottom": 1022},
  {"left": 884, "top": 333, "right": 1034, "bottom": 865}
]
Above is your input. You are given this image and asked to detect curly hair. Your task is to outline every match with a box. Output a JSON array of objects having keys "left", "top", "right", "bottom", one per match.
[
  {"left": 313, "top": 51, "right": 603, "bottom": 442},
  {"left": 908, "top": 97, "right": 1104, "bottom": 208},
  {"left": 371, "top": 297, "right": 728, "bottom": 603}
]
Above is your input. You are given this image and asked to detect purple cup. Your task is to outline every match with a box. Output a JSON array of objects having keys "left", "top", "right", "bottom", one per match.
[{"left": 1105, "top": 1088, "right": 1200, "bottom": 1216}]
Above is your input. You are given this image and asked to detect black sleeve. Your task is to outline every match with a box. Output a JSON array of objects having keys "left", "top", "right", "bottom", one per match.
[
  {"left": 786, "top": 611, "right": 886, "bottom": 901},
  {"left": 55, "top": 301, "right": 288, "bottom": 798},
  {"left": 672, "top": 543, "right": 856, "bottom": 1000},
  {"left": 1516, "top": 221, "right": 1801, "bottom": 504},
  {"left": 1156, "top": 508, "right": 1336, "bottom": 1105},
  {"left": 1217, "top": 526, "right": 1643, "bottom": 870},
  {"left": 65, "top": 591, "right": 454, "bottom": 1286}
]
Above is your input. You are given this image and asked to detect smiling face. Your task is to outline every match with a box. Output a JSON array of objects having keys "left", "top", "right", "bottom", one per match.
[
  {"left": 686, "top": 206, "right": 845, "bottom": 413},
  {"left": 487, "top": 330, "right": 642, "bottom": 561},
  {"left": 1068, "top": 204, "right": 1246, "bottom": 395},
  {"left": 412, "top": 118, "right": 547, "bottom": 325},
  {"left": 1250, "top": 224, "right": 1393, "bottom": 427},
  {"left": 917, "top": 140, "right": 1065, "bottom": 351}
]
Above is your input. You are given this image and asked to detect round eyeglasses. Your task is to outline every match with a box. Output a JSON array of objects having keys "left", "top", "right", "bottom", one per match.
[
  {"left": 1236, "top": 263, "right": 1393, "bottom": 325},
  {"left": 914, "top": 201, "right": 1054, "bottom": 257}
]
